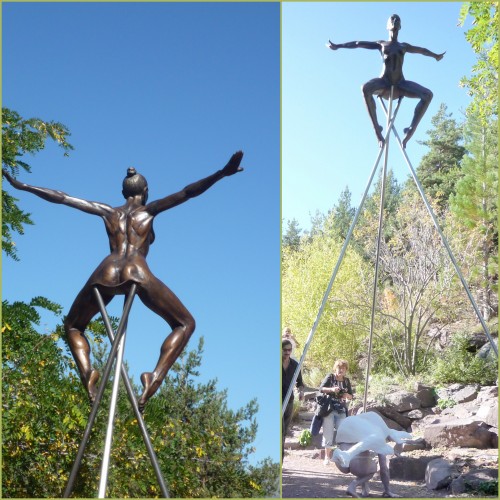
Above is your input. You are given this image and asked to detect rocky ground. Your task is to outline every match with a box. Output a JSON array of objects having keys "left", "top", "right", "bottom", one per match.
[{"left": 282, "top": 384, "right": 498, "bottom": 498}]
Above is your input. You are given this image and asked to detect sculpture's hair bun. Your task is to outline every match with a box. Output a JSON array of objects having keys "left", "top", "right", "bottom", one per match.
[{"left": 127, "top": 167, "right": 137, "bottom": 177}]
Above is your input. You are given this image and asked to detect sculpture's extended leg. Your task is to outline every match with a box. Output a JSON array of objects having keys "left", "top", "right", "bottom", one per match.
[
  {"left": 362, "top": 79, "right": 390, "bottom": 148},
  {"left": 137, "top": 274, "right": 195, "bottom": 411},
  {"left": 64, "top": 285, "right": 113, "bottom": 404},
  {"left": 379, "top": 454, "right": 400, "bottom": 497},
  {"left": 399, "top": 81, "right": 433, "bottom": 148}
]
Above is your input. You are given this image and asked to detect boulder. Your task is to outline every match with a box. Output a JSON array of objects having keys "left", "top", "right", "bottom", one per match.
[
  {"left": 402, "top": 409, "right": 425, "bottom": 419},
  {"left": 451, "top": 384, "right": 479, "bottom": 404},
  {"left": 462, "top": 468, "right": 498, "bottom": 491},
  {"left": 414, "top": 383, "right": 437, "bottom": 408},
  {"left": 450, "top": 475, "right": 466, "bottom": 494},
  {"left": 424, "top": 418, "right": 495, "bottom": 449},
  {"left": 393, "top": 437, "right": 427, "bottom": 453},
  {"left": 389, "top": 454, "right": 440, "bottom": 481},
  {"left": 477, "top": 385, "right": 498, "bottom": 402},
  {"left": 476, "top": 398, "right": 498, "bottom": 427},
  {"left": 384, "top": 391, "right": 421, "bottom": 412},
  {"left": 425, "top": 458, "right": 455, "bottom": 490},
  {"left": 369, "top": 406, "right": 412, "bottom": 429},
  {"left": 477, "top": 338, "right": 498, "bottom": 360}
]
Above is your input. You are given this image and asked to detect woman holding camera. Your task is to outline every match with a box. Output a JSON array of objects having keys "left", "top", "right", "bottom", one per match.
[{"left": 319, "top": 359, "right": 354, "bottom": 465}]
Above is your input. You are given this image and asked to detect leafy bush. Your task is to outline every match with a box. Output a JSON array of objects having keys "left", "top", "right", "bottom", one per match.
[
  {"left": 430, "top": 332, "right": 498, "bottom": 385},
  {"left": 298, "top": 430, "right": 312, "bottom": 447}
]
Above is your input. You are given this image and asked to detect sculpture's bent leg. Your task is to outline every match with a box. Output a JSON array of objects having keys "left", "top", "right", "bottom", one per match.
[
  {"left": 64, "top": 285, "right": 113, "bottom": 404},
  {"left": 379, "top": 453, "right": 400, "bottom": 497},
  {"left": 137, "top": 275, "right": 196, "bottom": 411},
  {"left": 399, "top": 80, "right": 433, "bottom": 148},
  {"left": 362, "top": 79, "right": 390, "bottom": 148}
]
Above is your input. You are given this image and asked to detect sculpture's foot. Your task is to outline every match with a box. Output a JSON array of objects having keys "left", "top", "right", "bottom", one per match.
[
  {"left": 333, "top": 448, "right": 351, "bottom": 468},
  {"left": 87, "top": 369, "right": 100, "bottom": 405},
  {"left": 138, "top": 371, "right": 156, "bottom": 413},
  {"left": 347, "top": 483, "right": 361, "bottom": 498},
  {"left": 376, "top": 126, "right": 385, "bottom": 148},
  {"left": 382, "top": 491, "right": 400, "bottom": 498},
  {"left": 402, "top": 127, "right": 414, "bottom": 148}
]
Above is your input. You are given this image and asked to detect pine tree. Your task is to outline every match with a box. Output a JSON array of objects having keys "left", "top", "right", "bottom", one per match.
[{"left": 413, "top": 103, "right": 466, "bottom": 210}]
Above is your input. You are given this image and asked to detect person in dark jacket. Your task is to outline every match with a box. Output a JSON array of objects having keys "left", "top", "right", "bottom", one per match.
[{"left": 282, "top": 338, "right": 304, "bottom": 460}]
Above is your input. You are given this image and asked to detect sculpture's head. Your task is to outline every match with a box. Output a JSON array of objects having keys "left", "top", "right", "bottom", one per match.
[
  {"left": 123, "top": 167, "right": 148, "bottom": 204},
  {"left": 386, "top": 14, "right": 401, "bottom": 32}
]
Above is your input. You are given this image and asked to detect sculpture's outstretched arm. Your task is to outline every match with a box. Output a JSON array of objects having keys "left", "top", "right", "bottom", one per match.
[
  {"left": 404, "top": 43, "right": 445, "bottom": 61},
  {"left": 2, "top": 169, "right": 113, "bottom": 216},
  {"left": 146, "top": 151, "right": 244, "bottom": 216},
  {"left": 327, "top": 40, "right": 380, "bottom": 51}
]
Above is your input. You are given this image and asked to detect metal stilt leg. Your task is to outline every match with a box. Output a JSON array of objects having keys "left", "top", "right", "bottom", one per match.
[
  {"left": 93, "top": 288, "right": 170, "bottom": 498},
  {"left": 363, "top": 86, "right": 395, "bottom": 412},
  {"left": 283, "top": 88, "right": 497, "bottom": 418},
  {"left": 63, "top": 284, "right": 170, "bottom": 498},
  {"left": 282, "top": 91, "right": 402, "bottom": 416},
  {"left": 379, "top": 99, "right": 498, "bottom": 358}
]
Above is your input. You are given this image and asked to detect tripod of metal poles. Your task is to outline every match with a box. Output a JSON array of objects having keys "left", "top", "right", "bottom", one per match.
[
  {"left": 63, "top": 283, "right": 169, "bottom": 498},
  {"left": 282, "top": 86, "right": 497, "bottom": 418}
]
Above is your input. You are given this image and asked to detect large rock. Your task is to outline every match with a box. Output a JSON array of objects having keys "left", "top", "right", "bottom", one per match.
[
  {"left": 414, "top": 383, "right": 437, "bottom": 408},
  {"left": 393, "top": 437, "right": 427, "bottom": 454},
  {"left": 477, "top": 385, "right": 498, "bottom": 402},
  {"left": 385, "top": 391, "right": 421, "bottom": 412},
  {"left": 424, "top": 418, "right": 495, "bottom": 449},
  {"left": 425, "top": 458, "right": 455, "bottom": 490},
  {"left": 462, "top": 468, "right": 498, "bottom": 489},
  {"left": 369, "top": 406, "right": 412, "bottom": 429},
  {"left": 451, "top": 384, "right": 479, "bottom": 404},
  {"left": 389, "top": 455, "right": 440, "bottom": 481},
  {"left": 476, "top": 398, "right": 498, "bottom": 427}
]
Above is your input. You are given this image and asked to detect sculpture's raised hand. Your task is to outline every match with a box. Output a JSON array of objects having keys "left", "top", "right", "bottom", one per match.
[
  {"left": 327, "top": 40, "right": 339, "bottom": 50},
  {"left": 222, "top": 151, "right": 244, "bottom": 176},
  {"left": 435, "top": 52, "right": 445, "bottom": 61}
]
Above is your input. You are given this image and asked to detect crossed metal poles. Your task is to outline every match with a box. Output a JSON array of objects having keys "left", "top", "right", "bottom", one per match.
[
  {"left": 63, "top": 283, "right": 169, "bottom": 498},
  {"left": 282, "top": 87, "right": 498, "bottom": 418}
]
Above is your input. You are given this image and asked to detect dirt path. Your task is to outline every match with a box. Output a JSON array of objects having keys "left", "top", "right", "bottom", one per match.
[{"left": 282, "top": 449, "right": 443, "bottom": 498}]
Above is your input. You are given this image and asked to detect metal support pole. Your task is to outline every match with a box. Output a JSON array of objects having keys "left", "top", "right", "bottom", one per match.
[
  {"left": 379, "top": 99, "right": 498, "bottom": 358},
  {"left": 282, "top": 97, "right": 403, "bottom": 416},
  {"left": 98, "top": 294, "right": 130, "bottom": 498},
  {"left": 63, "top": 285, "right": 137, "bottom": 498},
  {"left": 363, "top": 87, "right": 395, "bottom": 412},
  {"left": 93, "top": 288, "right": 170, "bottom": 498}
]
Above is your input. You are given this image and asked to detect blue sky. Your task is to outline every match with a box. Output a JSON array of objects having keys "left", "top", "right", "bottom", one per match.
[
  {"left": 2, "top": 2, "right": 279, "bottom": 466},
  {"left": 283, "top": 1, "right": 477, "bottom": 231}
]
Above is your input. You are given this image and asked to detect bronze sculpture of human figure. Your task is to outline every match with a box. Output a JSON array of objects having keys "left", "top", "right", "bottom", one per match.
[
  {"left": 3, "top": 151, "right": 243, "bottom": 411},
  {"left": 327, "top": 14, "right": 445, "bottom": 148}
]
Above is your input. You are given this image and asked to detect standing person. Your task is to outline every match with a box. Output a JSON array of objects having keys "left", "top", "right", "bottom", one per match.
[
  {"left": 319, "top": 359, "right": 353, "bottom": 465},
  {"left": 282, "top": 339, "right": 304, "bottom": 460},
  {"left": 282, "top": 326, "right": 300, "bottom": 359}
]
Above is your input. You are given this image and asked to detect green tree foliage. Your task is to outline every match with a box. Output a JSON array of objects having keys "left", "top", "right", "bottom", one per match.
[
  {"left": 328, "top": 186, "right": 355, "bottom": 240},
  {"left": 413, "top": 104, "right": 466, "bottom": 209},
  {"left": 2, "top": 298, "right": 89, "bottom": 497},
  {"left": 2, "top": 107, "right": 73, "bottom": 260},
  {"left": 431, "top": 331, "right": 497, "bottom": 385},
  {"left": 282, "top": 218, "right": 371, "bottom": 376},
  {"left": 3, "top": 319, "right": 279, "bottom": 497},
  {"left": 355, "top": 168, "right": 402, "bottom": 258},
  {"left": 450, "top": 114, "right": 498, "bottom": 320},
  {"left": 373, "top": 191, "right": 458, "bottom": 376},
  {"left": 458, "top": 1, "right": 498, "bottom": 121},
  {"left": 282, "top": 218, "right": 302, "bottom": 251}
]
